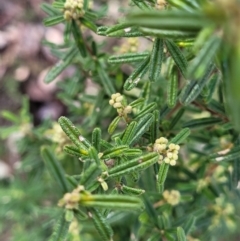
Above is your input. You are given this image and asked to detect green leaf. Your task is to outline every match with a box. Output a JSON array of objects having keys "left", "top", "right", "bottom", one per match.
[
  {"left": 108, "top": 116, "right": 121, "bottom": 135},
  {"left": 81, "top": 194, "right": 143, "bottom": 210},
  {"left": 134, "top": 103, "right": 157, "bottom": 120},
  {"left": 207, "top": 99, "right": 225, "bottom": 116},
  {"left": 92, "top": 128, "right": 101, "bottom": 152},
  {"left": 169, "top": 108, "right": 185, "bottom": 129},
  {"left": 41, "top": 3, "right": 62, "bottom": 16},
  {"left": 106, "top": 22, "right": 133, "bottom": 35},
  {"left": 177, "top": 227, "right": 187, "bottom": 241},
  {"left": 183, "top": 215, "right": 196, "bottom": 234},
  {"left": 52, "top": 1, "right": 65, "bottom": 9},
  {"left": 79, "top": 163, "right": 101, "bottom": 187},
  {"left": 165, "top": 39, "right": 188, "bottom": 77},
  {"left": 64, "top": 20, "right": 72, "bottom": 43},
  {"left": 121, "top": 121, "right": 138, "bottom": 145},
  {"left": 101, "top": 145, "right": 129, "bottom": 159},
  {"left": 150, "top": 110, "right": 159, "bottom": 144},
  {"left": 63, "top": 145, "right": 88, "bottom": 157},
  {"left": 72, "top": 20, "right": 87, "bottom": 57},
  {"left": 210, "top": 146, "right": 240, "bottom": 162},
  {"left": 148, "top": 38, "right": 164, "bottom": 82},
  {"left": 1, "top": 111, "right": 19, "bottom": 124},
  {"left": 97, "top": 63, "right": 116, "bottom": 96},
  {"left": 130, "top": 113, "right": 154, "bottom": 145},
  {"left": 132, "top": 0, "right": 152, "bottom": 10},
  {"left": 188, "top": 34, "right": 221, "bottom": 79},
  {"left": 179, "top": 64, "right": 215, "bottom": 105},
  {"left": 182, "top": 117, "right": 222, "bottom": 129},
  {"left": 140, "top": 28, "right": 197, "bottom": 39},
  {"left": 170, "top": 128, "right": 190, "bottom": 144},
  {"left": 97, "top": 26, "right": 108, "bottom": 36},
  {"left": 89, "top": 147, "right": 100, "bottom": 165},
  {"left": 167, "top": 0, "right": 198, "bottom": 12},
  {"left": 124, "top": 55, "right": 150, "bottom": 90},
  {"left": 157, "top": 162, "right": 169, "bottom": 193},
  {"left": 143, "top": 195, "right": 160, "bottom": 228},
  {"left": 107, "top": 28, "right": 145, "bottom": 37},
  {"left": 121, "top": 185, "right": 145, "bottom": 195},
  {"left": 90, "top": 208, "right": 113, "bottom": 241},
  {"left": 127, "top": 10, "right": 209, "bottom": 31},
  {"left": 108, "top": 152, "right": 159, "bottom": 178},
  {"left": 43, "top": 15, "right": 65, "bottom": 27},
  {"left": 45, "top": 47, "right": 77, "bottom": 83},
  {"left": 48, "top": 212, "right": 70, "bottom": 241},
  {"left": 41, "top": 146, "right": 69, "bottom": 193},
  {"left": 123, "top": 148, "right": 142, "bottom": 157},
  {"left": 81, "top": 17, "right": 97, "bottom": 32},
  {"left": 167, "top": 67, "right": 178, "bottom": 108},
  {"left": 108, "top": 52, "right": 149, "bottom": 64},
  {"left": 129, "top": 98, "right": 145, "bottom": 108},
  {"left": 58, "top": 116, "right": 91, "bottom": 150}
]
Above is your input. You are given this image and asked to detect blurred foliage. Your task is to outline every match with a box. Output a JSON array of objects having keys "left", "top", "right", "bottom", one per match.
[{"left": 1, "top": 0, "right": 240, "bottom": 240}]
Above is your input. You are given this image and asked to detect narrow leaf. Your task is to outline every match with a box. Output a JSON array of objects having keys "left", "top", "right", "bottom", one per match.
[
  {"left": 41, "top": 146, "right": 69, "bottom": 193},
  {"left": 157, "top": 162, "right": 169, "bottom": 193},
  {"left": 108, "top": 152, "right": 159, "bottom": 178},
  {"left": 89, "top": 147, "right": 100, "bottom": 165},
  {"left": 92, "top": 128, "right": 101, "bottom": 152},
  {"left": 141, "top": 28, "right": 197, "bottom": 39},
  {"left": 90, "top": 208, "right": 113, "bottom": 241},
  {"left": 177, "top": 227, "right": 187, "bottom": 241},
  {"left": 81, "top": 194, "right": 143, "bottom": 210},
  {"left": 72, "top": 20, "right": 87, "bottom": 57},
  {"left": 79, "top": 163, "right": 101, "bottom": 187},
  {"left": 101, "top": 145, "right": 129, "bottom": 159},
  {"left": 127, "top": 10, "right": 209, "bottom": 31},
  {"left": 64, "top": 145, "right": 88, "bottom": 157},
  {"left": 182, "top": 117, "right": 222, "bottom": 129},
  {"left": 97, "top": 63, "right": 116, "bottom": 96},
  {"left": 48, "top": 212, "right": 70, "bottom": 241},
  {"left": 43, "top": 15, "right": 65, "bottom": 27},
  {"left": 108, "top": 52, "right": 149, "bottom": 64},
  {"left": 41, "top": 3, "right": 62, "bottom": 16},
  {"left": 45, "top": 47, "right": 77, "bottom": 83},
  {"left": 179, "top": 64, "right": 214, "bottom": 105},
  {"left": 58, "top": 116, "right": 90, "bottom": 149},
  {"left": 108, "top": 116, "right": 121, "bottom": 135},
  {"left": 134, "top": 103, "right": 157, "bottom": 120},
  {"left": 148, "top": 38, "right": 164, "bottom": 82},
  {"left": 124, "top": 55, "right": 150, "bottom": 91},
  {"left": 170, "top": 128, "right": 190, "bottom": 144},
  {"left": 183, "top": 215, "right": 196, "bottom": 234},
  {"left": 150, "top": 110, "right": 159, "bottom": 144},
  {"left": 130, "top": 113, "right": 154, "bottom": 145},
  {"left": 121, "top": 121, "right": 138, "bottom": 145},
  {"left": 167, "top": 67, "right": 178, "bottom": 108},
  {"left": 188, "top": 34, "right": 221, "bottom": 79},
  {"left": 165, "top": 39, "right": 187, "bottom": 77},
  {"left": 121, "top": 185, "right": 145, "bottom": 195}
]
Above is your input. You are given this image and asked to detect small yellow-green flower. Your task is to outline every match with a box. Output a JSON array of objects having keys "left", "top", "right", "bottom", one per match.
[{"left": 163, "top": 190, "right": 181, "bottom": 206}]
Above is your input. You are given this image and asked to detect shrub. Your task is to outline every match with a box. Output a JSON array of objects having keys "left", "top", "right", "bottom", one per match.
[{"left": 2, "top": 0, "right": 240, "bottom": 240}]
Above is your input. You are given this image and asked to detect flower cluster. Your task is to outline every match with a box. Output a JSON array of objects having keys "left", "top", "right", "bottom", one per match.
[
  {"left": 153, "top": 137, "right": 180, "bottom": 166},
  {"left": 119, "top": 38, "right": 139, "bottom": 53},
  {"left": 58, "top": 186, "right": 84, "bottom": 209},
  {"left": 163, "top": 190, "right": 181, "bottom": 206},
  {"left": 210, "top": 195, "right": 236, "bottom": 231},
  {"left": 156, "top": 0, "right": 167, "bottom": 10},
  {"left": 109, "top": 93, "right": 132, "bottom": 116},
  {"left": 64, "top": 0, "right": 85, "bottom": 21}
]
